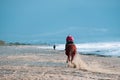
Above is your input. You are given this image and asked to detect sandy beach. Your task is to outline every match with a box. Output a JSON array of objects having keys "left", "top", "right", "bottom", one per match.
[{"left": 0, "top": 46, "right": 120, "bottom": 80}]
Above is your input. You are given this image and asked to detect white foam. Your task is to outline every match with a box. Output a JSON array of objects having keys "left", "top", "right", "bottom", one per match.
[
  {"left": 35, "top": 42, "right": 120, "bottom": 56},
  {"left": 56, "top": 42, "right": 120, "bottom": 56}
]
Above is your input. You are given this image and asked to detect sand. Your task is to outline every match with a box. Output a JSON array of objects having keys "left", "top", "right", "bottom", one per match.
[{"left": 0, "top": 45, "right": 120, "bottom": 80}]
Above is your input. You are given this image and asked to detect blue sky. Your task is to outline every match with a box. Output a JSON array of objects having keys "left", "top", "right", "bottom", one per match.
[{"left": 0, "top": 0, "right": 120, "bottom": 44}]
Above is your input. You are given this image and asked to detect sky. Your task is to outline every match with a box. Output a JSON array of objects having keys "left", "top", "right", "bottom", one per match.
[{"left": 0, "top": 0, "right": 120, "bottom": 44}]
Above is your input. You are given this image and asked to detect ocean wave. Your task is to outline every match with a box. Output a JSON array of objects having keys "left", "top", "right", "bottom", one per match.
[{"left": 56, "top": 42, "right": 120, "bottom": 56}]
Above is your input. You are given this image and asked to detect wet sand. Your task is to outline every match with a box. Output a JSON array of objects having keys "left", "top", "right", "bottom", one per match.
[{"left": 0, "top": 46, "right": 120, "bottom": 80}]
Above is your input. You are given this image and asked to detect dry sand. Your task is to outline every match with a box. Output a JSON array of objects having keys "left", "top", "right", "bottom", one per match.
[{"left": 0, "top": 46, "right": 120, "bottom": 80}]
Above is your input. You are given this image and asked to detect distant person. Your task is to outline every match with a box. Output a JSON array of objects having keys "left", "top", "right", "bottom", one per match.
[
  {"left": 53, "top": 44, "right": 56, "bottom": 50},
  {"left": 65, "top": 35, "right": 77, "bottom": 63}
]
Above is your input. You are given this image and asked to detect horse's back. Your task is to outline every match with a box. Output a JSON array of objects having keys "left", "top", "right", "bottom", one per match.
[{"left": 66, "top": 44, "right": 76, "bottom": 52}]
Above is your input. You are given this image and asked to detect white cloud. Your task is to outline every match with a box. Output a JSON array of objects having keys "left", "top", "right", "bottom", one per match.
[{"left": 94, "top": 28, "right": 108, "bottom": 32}]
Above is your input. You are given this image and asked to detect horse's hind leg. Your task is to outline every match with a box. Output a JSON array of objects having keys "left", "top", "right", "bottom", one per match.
[
  {"left": 66, "top": 51, "right": 71, "bottom": 63},
  {"left": 71, "top": 50, "right": 76, "bottom": 63}
]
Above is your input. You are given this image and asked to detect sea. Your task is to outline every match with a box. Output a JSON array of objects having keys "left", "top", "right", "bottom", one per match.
[{"left": 37, "top": 42, "right": 120, "bottom": 57}]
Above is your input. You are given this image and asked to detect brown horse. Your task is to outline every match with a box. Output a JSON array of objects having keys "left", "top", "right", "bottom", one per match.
[{"left": 65, "top": 44, "right": 77, "bottom": 63}]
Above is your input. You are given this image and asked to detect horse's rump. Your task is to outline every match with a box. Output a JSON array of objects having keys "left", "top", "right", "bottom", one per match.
[{"left": 65, "top": 44, "right": 76, "bottom": 56}]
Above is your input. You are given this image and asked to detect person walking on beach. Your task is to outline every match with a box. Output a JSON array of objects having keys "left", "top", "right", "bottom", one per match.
[
  {"left": 65, "top": 35, "right": 77, "bottom": 63},
  {"left": 53, "top": 44, "right": 56, "bottom": 50}
]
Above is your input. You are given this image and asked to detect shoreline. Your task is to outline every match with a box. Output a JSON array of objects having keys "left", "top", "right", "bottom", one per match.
[
  {"left": 0, "top": 45, "right": 120, "bottom": 80},
  {"left": 79, "top": 52, "right": 120, "bottom": 58},
  {"left": 1, "top": 43, "right": 120, "bottom": 57}
]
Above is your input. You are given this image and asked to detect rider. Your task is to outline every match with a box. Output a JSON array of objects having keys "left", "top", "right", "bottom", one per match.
[
  {"left": 65, "top": 35, "right": 76, "bottom": 63},
  {"left": 66, "top": 35, "right": 74, "bottom": 44}
]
